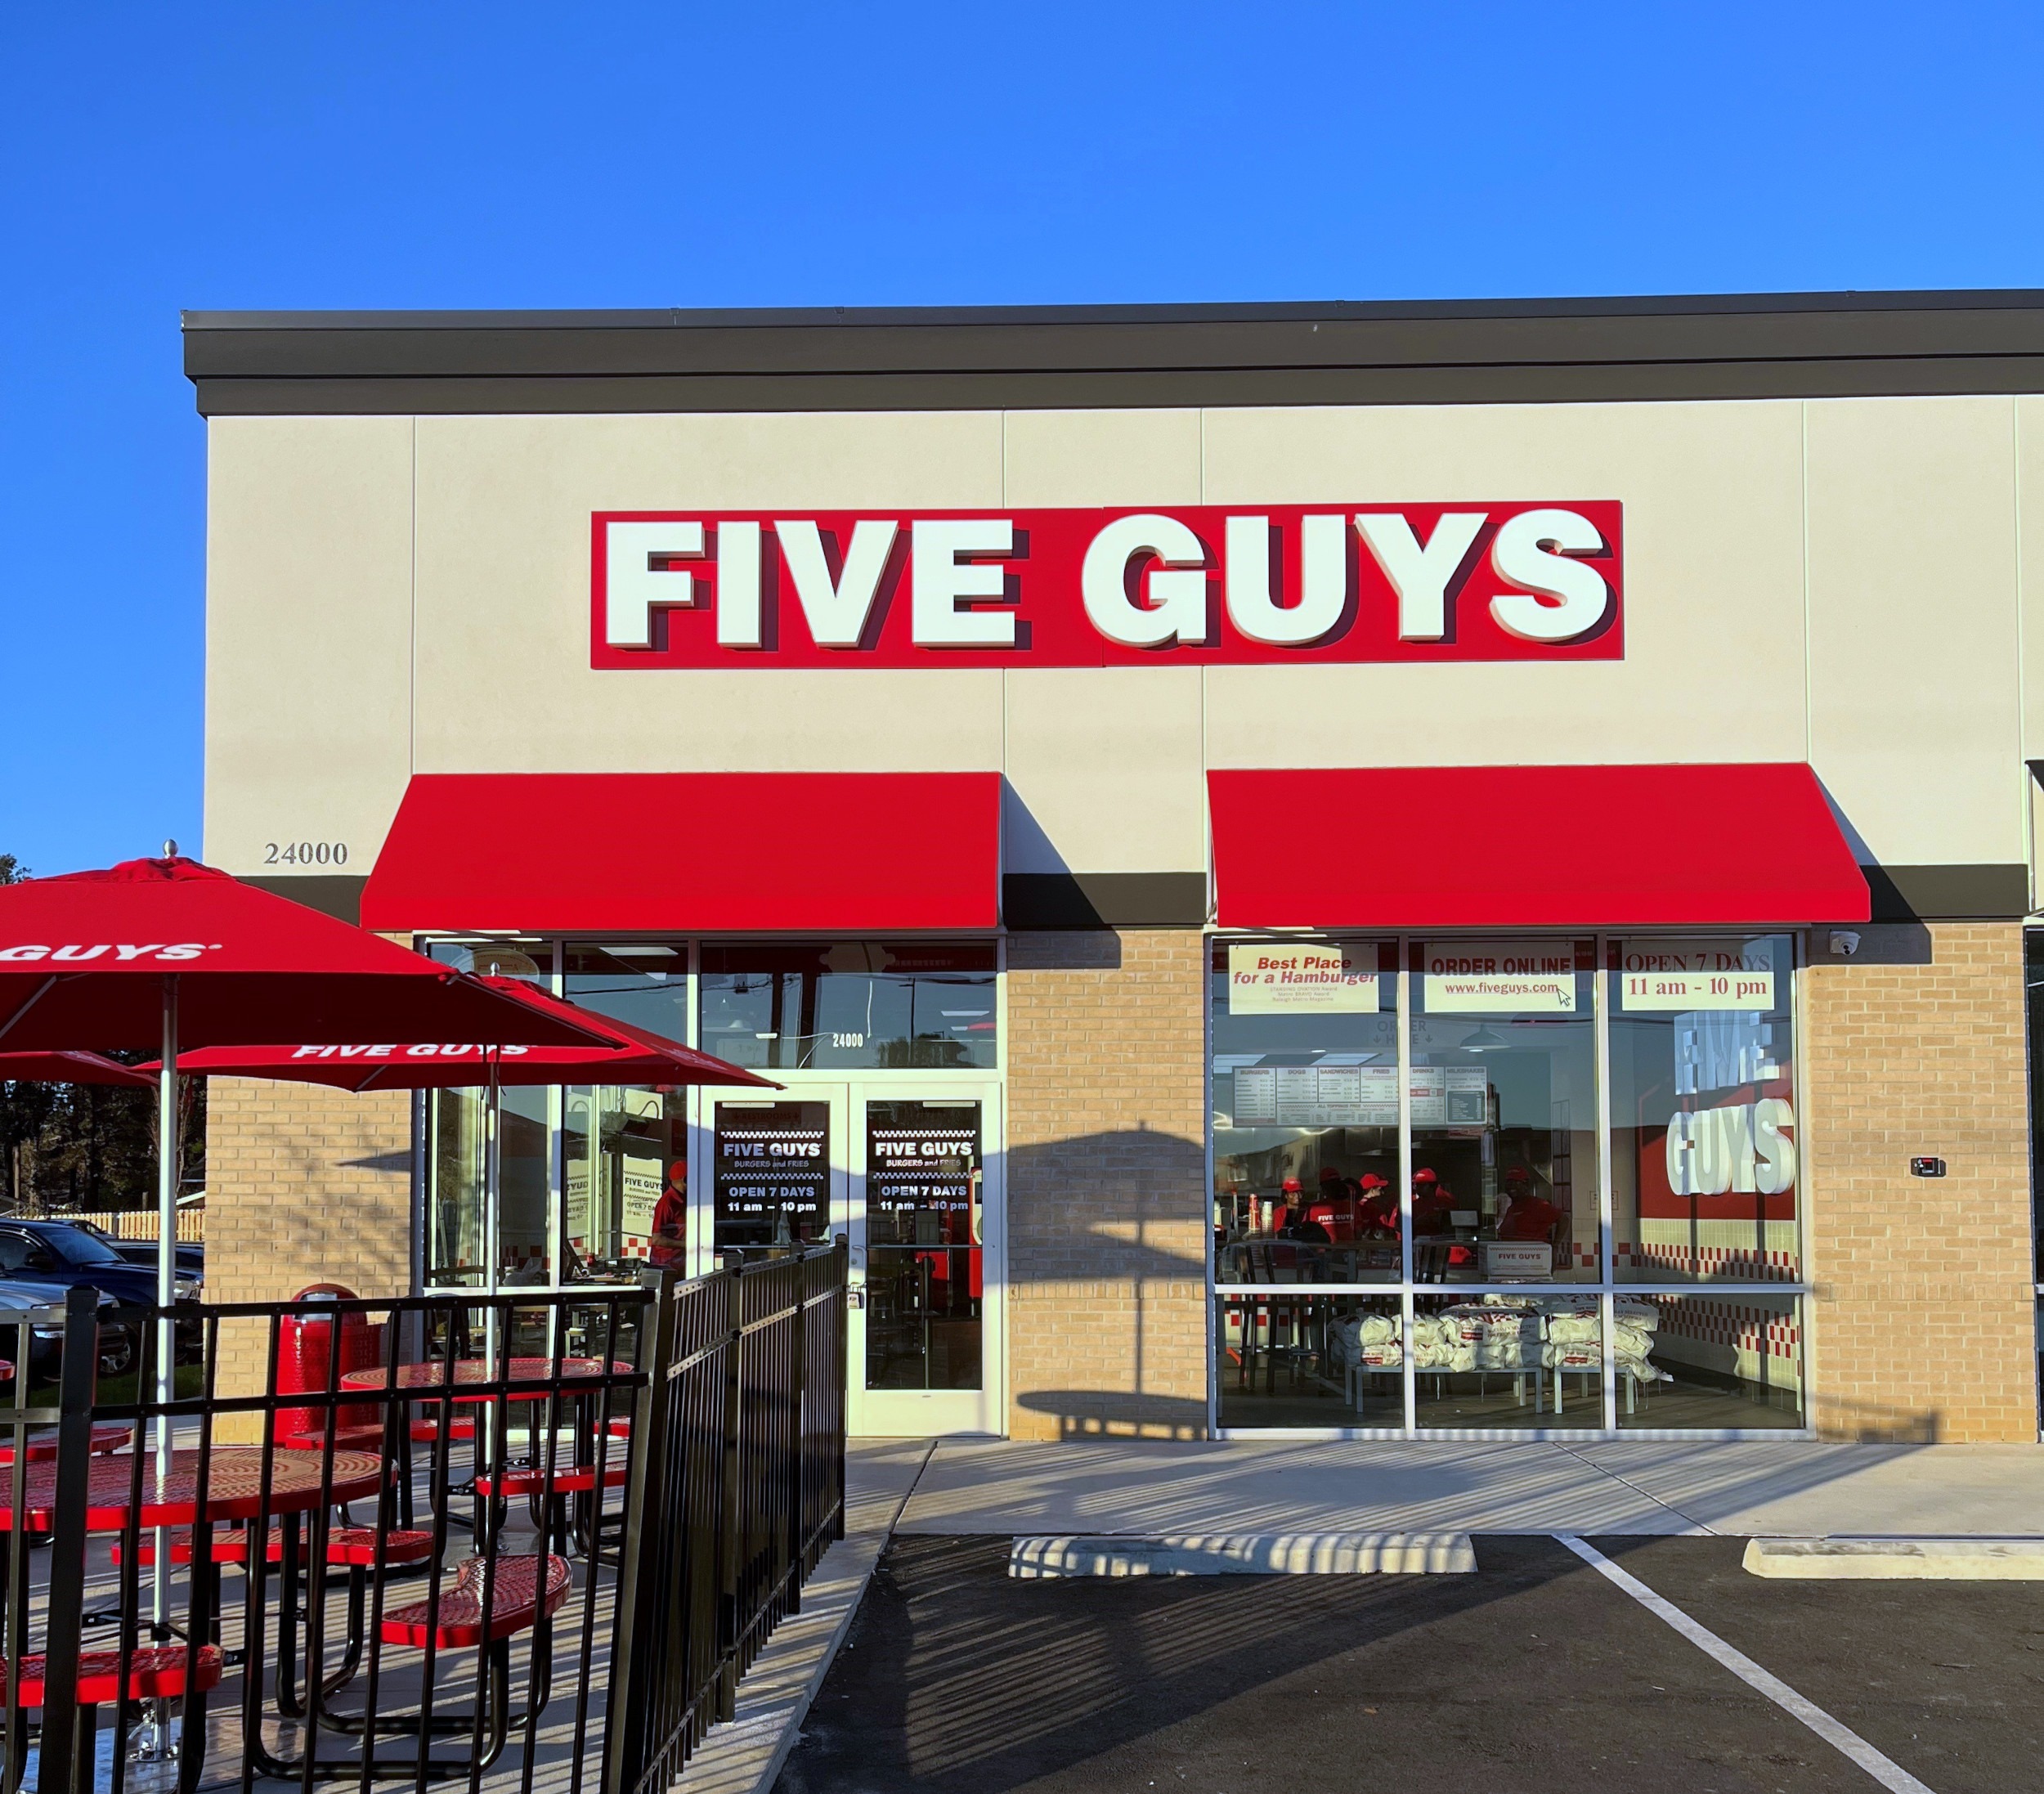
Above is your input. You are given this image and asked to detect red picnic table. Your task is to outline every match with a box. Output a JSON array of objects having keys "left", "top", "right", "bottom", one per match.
[
  {"left": 0, "top": 1446, "right": 383, "bottom": 1532},
  {"left": 339, "top": 1359, "right": 633, "bottom": 1552}
]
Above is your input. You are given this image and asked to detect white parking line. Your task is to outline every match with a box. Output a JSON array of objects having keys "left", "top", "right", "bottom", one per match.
[{"left": 1558, "top": 1536, "right": 1937, "bottom": 1794}]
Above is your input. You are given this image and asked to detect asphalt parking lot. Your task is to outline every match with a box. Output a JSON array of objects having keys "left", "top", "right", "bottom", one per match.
[{"left": 774, "top": 1535, "right": 2044, "bottom": 1794}]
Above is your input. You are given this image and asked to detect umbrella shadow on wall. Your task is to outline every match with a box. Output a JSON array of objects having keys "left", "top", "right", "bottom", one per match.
[{"left": 1000, "top": 1127, "right": 1211, "bottom": 1442}]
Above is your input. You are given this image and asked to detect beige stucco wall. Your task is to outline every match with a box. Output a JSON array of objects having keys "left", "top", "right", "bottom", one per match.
[{"left": 207, "top": 394, "right": 2036, "bottom": 886}]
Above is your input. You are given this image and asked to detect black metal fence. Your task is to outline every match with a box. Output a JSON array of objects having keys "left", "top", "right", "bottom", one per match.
[{"left": 0, "top": 1239, "right": 847, "bottom": 1794}]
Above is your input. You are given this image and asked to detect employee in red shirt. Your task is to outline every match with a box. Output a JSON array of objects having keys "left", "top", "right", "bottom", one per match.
[
  {"left": 648, "top": 1163, "right": 688, "bottom": 1267},
  {"left": 1305, "top": 1167, "right": 1357, "bottom": 1243},
  {"left": 1410, "top": 1168, "right": 1454, "bottom": 1235},
  {"left": 1495, "top": 1166, "right": 1564, "bottom": 1241},
  {"left": 1356, "top": 1173, "right": 1399, "bottom": 1236}
]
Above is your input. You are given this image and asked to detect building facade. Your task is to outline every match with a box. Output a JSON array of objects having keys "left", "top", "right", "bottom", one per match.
[{"left": 191, "top": 294, "right": 2044, "bottom": 1445}]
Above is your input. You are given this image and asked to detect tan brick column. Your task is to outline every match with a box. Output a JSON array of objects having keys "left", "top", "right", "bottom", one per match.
[
  {"left": 204, "top": 1075, "right": 413, "bottom": 1438},
  {"left": 1803, "top": 922, "right": 2035, "bottom": 1442},
  {"left": 1004, "top": 930, "right": 1208, "bottom": 1440}
]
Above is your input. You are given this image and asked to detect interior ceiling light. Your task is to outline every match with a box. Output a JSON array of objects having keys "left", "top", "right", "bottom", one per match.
[{"left": 1460, "top": 1025, "right": 1508, "bottom": 1052}]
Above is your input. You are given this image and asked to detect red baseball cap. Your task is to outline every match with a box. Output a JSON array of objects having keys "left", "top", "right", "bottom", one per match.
[
  {"left": 1504, "top": 1164, "right": 1532, "bottom": 1185},
  {"left": 1281, "top": 1177, "right": 1303, "bottom": 1193},
  {"left": 1414, "top": 1167, "right": 1437, "bottom": 1184},
  {"left": 1319, "top": 1167, "right": 1342, "bottom": 1182},
  {"left": 1360, "top": 1173, "right": 1388, "bottom": 1190}
]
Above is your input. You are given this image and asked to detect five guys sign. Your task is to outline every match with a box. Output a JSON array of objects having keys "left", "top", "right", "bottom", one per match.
[{"left": 591, "top": 502, "right": 1623, "bottom": 670}]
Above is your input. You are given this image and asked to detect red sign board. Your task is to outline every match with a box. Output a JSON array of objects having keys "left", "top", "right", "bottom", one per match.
[{"left": 591, "top": 501, "right": 1624, "bottom": 670}]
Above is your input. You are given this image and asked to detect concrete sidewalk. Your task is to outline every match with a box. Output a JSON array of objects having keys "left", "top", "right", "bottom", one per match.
[
  {"left": 676, "top": 1438, "right": 934, "bottom": 1794},
  {"left": 896, "top": 1437, "right": 2044, "bottom": 1537}
]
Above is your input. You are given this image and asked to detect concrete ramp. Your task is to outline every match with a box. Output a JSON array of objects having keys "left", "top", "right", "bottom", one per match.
[{"left": 1009, "top": 1532, "right": 1476, "bottom": 1576}]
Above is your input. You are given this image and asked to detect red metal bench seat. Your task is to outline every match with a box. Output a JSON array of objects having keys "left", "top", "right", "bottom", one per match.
[
  {"left": 4, "top": 1644, "right": 223, "bottom": 1706},
  {"left": 115, "top": 1526, "right": 436, "bottom": 1569},
  {"left": 472, "top": 1460, "right": 627, "bottom": 1498},
  {"left": 380, "top": 1554, "right": 570, "bottom": 1648}
]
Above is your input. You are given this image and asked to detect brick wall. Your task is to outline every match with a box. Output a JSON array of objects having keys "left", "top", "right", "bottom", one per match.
[
  {"left": 204, "top": 1075, "right": 412, "bottom": 1437},
  {"left": 1004, "top": 930, "right": 1209, "bottom": 1440},
  {"left": 1803, "top": 922, "right": 2036, "bottom": 1442}
]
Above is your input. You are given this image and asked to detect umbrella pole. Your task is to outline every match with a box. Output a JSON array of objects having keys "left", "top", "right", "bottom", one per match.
[
  {"left": 153, "top": 977, "right": 177, "bottom": 1653},
  {"left": 482, "top": 1066, "right": 500, "bottom": 1473}
]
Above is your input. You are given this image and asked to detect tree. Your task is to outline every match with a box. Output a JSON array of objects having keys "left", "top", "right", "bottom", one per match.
[{"left": 0, "top": 851, "right": 205, "bottom": 1212}]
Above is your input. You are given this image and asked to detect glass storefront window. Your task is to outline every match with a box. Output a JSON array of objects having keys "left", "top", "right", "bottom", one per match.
[
  {"left": 1208, "top": 931, "right": 1806, "bottom": 1435},
  {"left": 2027, "top": 932, "right": 2044, "bottom": 1284},
  {"left": 564, "top": 1086, "right": 685, "bottom": 1278},
  {"left": 1211, "top": 940, "right": 1400, "bottom": 1284},
  {"left": 1612, "top": 1293, "right": 1804, "bottom": 1429},
  {"left": 1410, "top": 1293, "right": 1606, "bottom": 1430},
  {"left": 1610, "top": 935, "right": 1799, "bottom": 1284},
  {"left": 563, "top": 941, "right": 691, "bottom": 1039},
  {"left": 1216, "top": 1292, "right": 1402, "bottom": 1429},
  {"left": 560, "top": 941, "right": 693, "bottom": 1280},
  {"left": 425, "top": 1083, "right": 553, "bottom": 1288},
  {"left": 423, "top": 940, "right": 556, "bottom": 1289},
  {"left": 1410, "top": 940, "right": 1600, "bottom": 1285},
  {"left": 699, "top": 941, "right": 997, "bottom": 1071}
]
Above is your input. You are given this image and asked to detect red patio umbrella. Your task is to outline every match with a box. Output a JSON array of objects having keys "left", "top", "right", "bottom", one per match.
[
  {"left": 0, "top": 857, "right": 612, "bottom": 1052},
  {"left": 152, "top": 975, "right": 778, "bottom": 1286},
  {"left": 0, "top": 1050, "right": 159, "bottom": 1089},
  {"left": 0, "top": 850, "right": 620, "bottom": 1626},
  {"left": 155, "top": 975, "right": 778, "bottom": 1092}
]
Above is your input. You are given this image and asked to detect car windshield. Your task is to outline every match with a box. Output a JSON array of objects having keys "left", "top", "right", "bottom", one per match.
[{"left": 38, "top": 1227, "right": 128, "bottom": 1267}]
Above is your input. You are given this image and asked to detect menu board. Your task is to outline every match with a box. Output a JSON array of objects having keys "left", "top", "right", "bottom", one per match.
[
  {"left": 1423, "top": 940, "right": 1579, "bottom": 1013},
  {"left": 1619, "top": 938, "right": 1778, "bottom": 1011},
  {"left": 1410, "top": 1065, "right": 1490, "bottom": 1127},
  {"left": 1232, "top": 1062, "right": 1397, "bottom": 1127},
  {"left": 867, "top": 1106, "right": 980, "bottom": 1247},
  {"left": 714, "top": 1101, "right": 829, "bottom": 1242},
  {"left": 1227, "top": 943, "right": 1379, "bottom": 1013}
]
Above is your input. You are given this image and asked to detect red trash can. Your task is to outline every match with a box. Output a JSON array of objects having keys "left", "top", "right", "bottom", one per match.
[{"left": 277, "top": 1283, "right": 381, "bottom": 1447}]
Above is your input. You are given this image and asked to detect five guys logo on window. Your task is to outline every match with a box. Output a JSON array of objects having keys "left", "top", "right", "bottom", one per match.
[{"left": 591, "top": 502, "right": 1623, "bottom": 669}]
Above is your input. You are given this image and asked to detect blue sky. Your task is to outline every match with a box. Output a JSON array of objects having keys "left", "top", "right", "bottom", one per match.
[{"left": 4, "top": 1, "right": 2042, "bottom": 874}]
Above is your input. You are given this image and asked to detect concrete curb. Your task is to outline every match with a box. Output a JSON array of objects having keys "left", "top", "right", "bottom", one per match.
[
  {"left": 1745, "top": 1536, "right": 2044, "bottom": 1579},
  {"left": 1009, "top": 1532, "right": 1477, "bottom": 1576},
  {"left": 675, "top": 1443, "right": 932, "bottom": 1794}
]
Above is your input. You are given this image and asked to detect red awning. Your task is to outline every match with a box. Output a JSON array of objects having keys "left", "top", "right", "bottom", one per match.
[
  {"left": 1208, "top": 764, "right": 1871, "bottom": 930},
  {"left": 361, "top": 773, "right": 1002, "bottom": 934}
]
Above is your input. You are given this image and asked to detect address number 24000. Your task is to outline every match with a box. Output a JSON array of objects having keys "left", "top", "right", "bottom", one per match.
[{"left": 263, "top": 841, "right": 350, "bottom": 868}]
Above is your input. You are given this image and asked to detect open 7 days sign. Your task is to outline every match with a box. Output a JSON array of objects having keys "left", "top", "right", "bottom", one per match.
[{"left": 590, "top": 502, "right": 1623, "bottom": 670}]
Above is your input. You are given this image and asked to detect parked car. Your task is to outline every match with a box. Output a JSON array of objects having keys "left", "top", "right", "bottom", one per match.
[
  {"left": 0, "top": 1281, "right": 136, "bottom": 1379},
  {"left": 0, "top": 1220, "right": 201, "bottom": 1374},
  {"left": 71, "top": 1220, "right": 203, "bottom": 1283}
]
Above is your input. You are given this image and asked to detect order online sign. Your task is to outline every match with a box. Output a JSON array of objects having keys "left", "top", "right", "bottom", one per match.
[{"left": 590, "top": 502, "right": 1624, "bottom": 670}]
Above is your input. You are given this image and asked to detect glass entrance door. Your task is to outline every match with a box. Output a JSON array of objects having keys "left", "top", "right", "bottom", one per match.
[
  {"left": 702, "top": 1080, "right": 1003, "bottom": 1435},
  {"left": 851, "top": 1084, "right": 1002, "bottom": 1436}
]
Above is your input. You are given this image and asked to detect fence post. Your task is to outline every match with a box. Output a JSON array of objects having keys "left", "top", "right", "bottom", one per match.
[
  {"left": 834, "top": 1235, "right": 849, "bottom": 1543},
  {"left": 36, "top": 1286, "right": 100, "bottom": 1794},
  {"left": 715, "top": 1256, "right": 744, "bottom": 1724},
  {"left": 603, "top": 1275, "right": 678, "bottom": 1794},
  {"left": 784, "top": 1254, "right": 806, "bottom": 1615}
]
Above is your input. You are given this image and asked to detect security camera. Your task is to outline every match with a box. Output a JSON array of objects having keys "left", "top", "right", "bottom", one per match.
[{"left": 1828, "top": 931, "right": 1861, "bottom": 958}]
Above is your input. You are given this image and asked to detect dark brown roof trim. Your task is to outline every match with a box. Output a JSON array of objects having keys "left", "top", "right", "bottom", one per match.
[{"left": 182, "top": 291, "right": 2044, "bottom": 415}]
